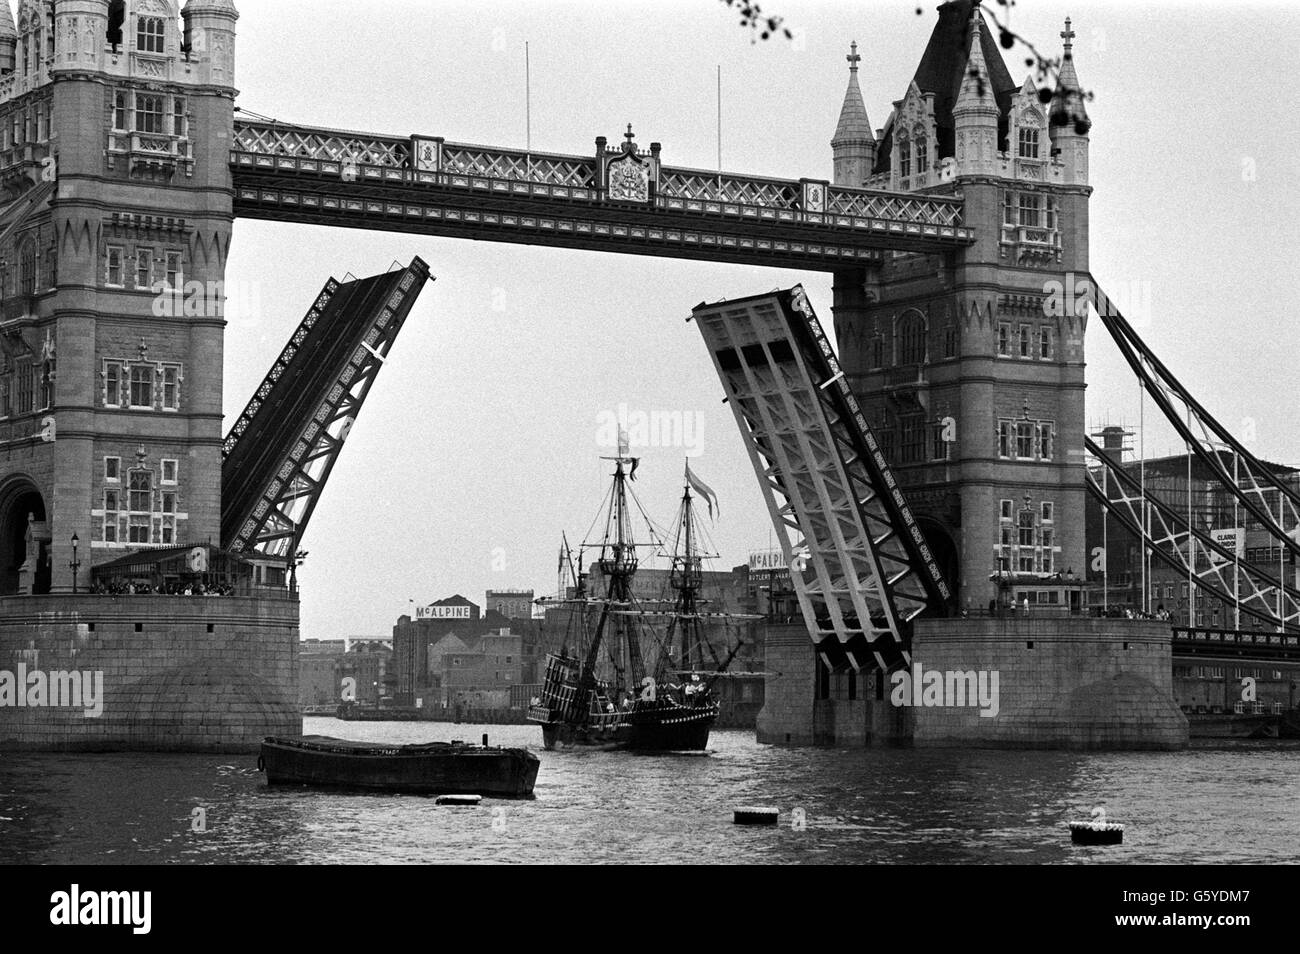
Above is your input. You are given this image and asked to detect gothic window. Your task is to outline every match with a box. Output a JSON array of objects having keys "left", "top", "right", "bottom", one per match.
[
  {"left": 1016, "top": 421, "right": 1035, "bottom": 459},
  {"left": 137, "top": 16, "right": 165, "bottom": 54},
  {"left": 899, "top": 413, "right": 925, "bottom": 463},
  {"left": 1046, "top": 197, "right": 1058, "bottom": 231},
  {"left": 1000, "top": 499, "right": 1013, "bottom": 521},
  {"left": 997, "top": 420, "right": 1011, "bottom": 458},
  {"left": 1041, "top": 528, "right": 1055, "bottom": 573},
  {"left": 107, "top": 1, "right": 125, "bottom": 49},
  {"left": 1018, "top": 324, "right": 1031, "bottom": 358},
  {"left": 1039, "top": 327, "right": 1053, "bottom": 359},
  {"left": 997, "top": 322, "right": 1011, "bottom": 356},
  {"left": 162, "top": 366, "right": 179, "bottom": 410},
  {"left": 1002, "top": 191, "right": 1014, "bottom": 226},
  {"left": 898, "top": 312, "right": 925, "bottom": 365},
  {"left": 129, "top": 365, "right": 154, "bottom": 408},
  {"left": 164, "top": 251, "right": 183, "bottom": 289},
  {"left": 127, "top": 470, "right": 151, "bottom": 544},
  {"left": 105, "top": 245, "right": 124, "bottom": 286},
  {"left": 1038, "top": 422, "right": 1054, "bottom": 460},
  {"left": 870, "top": 336, "right": 884, "bottom": 369},
  {"left": 113, "top": 91, "right": 128, "bottom": 131},
  {"left": 1017, "top": 193, "right": 1042, "bottom": 228},
  {"left": 18, "top": 239, "right": 35, "bottom": 297},
  {"left": 930, "top": 421, "right": 950, "bottom": 461},
  {"left": 135, "top": 93, "right": 164, "bottom": 134},
  {"left": 104, "top": 361, "right": 123, "bottom": 407},
  {"left": 105, "top": 457, "right": 121, "bottom": 482},
  {"left": 103, "top": 489, "right": 119, "bottom": 543},
  {"left": 898, "top": 136, "right": 911, "bottom": 179},
  {"left": 15, "top": 359, "right": 31, "bottom": 414},
  {"left": 1017, "top": 126, "right": 1039, "bottom": 159},
  {"left": 35, "top": 104, "right": 45, "bottom": 142},
  {"left": 1041, "top": 501, "right": 1054, "bottom": 523},
  {"left": 915, "top": 135, "right": 928, "bottom": 174},
  {"left": 39, "top": 356, "right": 53, "bottom": 410},
  {"left": 172, "top": 97, "right": 187, "bottom": 137},
  {"left": 10, "top": 111, "right": 19, "bottom": 147},
  {"left": 161, "top": 459, "right": 177, "bottom": 484},
  {"left": 943, "top": 323, "right": 957, "bottom": 358},
  {"left": 134, "top": 247, "right": 152, "bottom": 289}
]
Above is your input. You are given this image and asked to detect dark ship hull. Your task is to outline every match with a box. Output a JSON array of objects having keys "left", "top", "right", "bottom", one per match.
[
  {"left": 624, "top": 699, "right": 717, "bottom": 751},
  {"left": 258, "top": 735, "right": 539, "bottom": 797}
]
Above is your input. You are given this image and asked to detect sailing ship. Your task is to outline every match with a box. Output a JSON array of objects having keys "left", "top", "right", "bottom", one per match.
[{"left": 528, "top": 449, "right": 753, "bottom": 751}]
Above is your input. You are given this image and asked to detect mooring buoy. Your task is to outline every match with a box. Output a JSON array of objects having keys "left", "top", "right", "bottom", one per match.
[
  {"left": 1069, "top": 821, "right": 1124, "bottom": 845},
  {"left": 733, "top": 806, "right": 780, "bottom": 826}
]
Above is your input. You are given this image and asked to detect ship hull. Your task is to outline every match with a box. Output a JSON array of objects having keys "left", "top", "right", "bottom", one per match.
[
  {"left": 539, "top": 721, "right": 630, "bottom": 751},
  {"left": 259, "top": 735, "right": 539, "bottom": 797},
  {"left": 625, "top": 702, "right": 717, "bottom": 751}
]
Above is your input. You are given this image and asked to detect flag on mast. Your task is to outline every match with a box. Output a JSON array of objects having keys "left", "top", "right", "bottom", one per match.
[{"left": 685, "top": 460, "right": 719, "bottom": 519}]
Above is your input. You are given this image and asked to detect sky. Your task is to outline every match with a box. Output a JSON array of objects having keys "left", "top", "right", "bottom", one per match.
[{"left": 221, "top": 0, "right": 1300, "bottom": 640}]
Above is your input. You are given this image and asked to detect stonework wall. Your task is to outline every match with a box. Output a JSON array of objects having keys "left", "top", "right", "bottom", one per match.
[
  {"left": 909, "top": 617, "right": 1188, "bottom": 749},
  {"left": 0, "top": 593, "right": 299, "bottom": 752},
  {"left": 755, "top": 623, "right": 816, "bottom": 744}
]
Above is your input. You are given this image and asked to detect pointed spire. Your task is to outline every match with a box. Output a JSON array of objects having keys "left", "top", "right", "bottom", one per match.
[
  {"left": 1052, "top": 16, "right": 1090, "bottom": 130},
  {"left": 0, "top": 2, "right": 15, "bottom": 41},
  {"left": 953, "top": 7, "right": 997, "bottom": 117},
  {"left": 832, "top": 40, "right": 873, "bottom": 146}
]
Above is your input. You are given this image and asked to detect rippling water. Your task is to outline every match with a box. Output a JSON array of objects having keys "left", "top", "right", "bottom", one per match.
[{"left": 2, "top": 717, "right": 1298, "bottom": 864}]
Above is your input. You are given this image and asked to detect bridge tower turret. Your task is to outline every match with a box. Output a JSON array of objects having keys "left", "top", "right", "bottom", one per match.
[
  {"left": 0, "top": 0, "right": 238, "bottom": 595},
  {"left": 831, "top": 40, "right": 875, "bottom": 188},
  {"left": 832, "top": 0, "right": 1092, "bottom": 614}
]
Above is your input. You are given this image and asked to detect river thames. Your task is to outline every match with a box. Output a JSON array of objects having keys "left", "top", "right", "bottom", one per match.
[{"left": 2, "top": 719, "right": 1297, "bottom": 864}]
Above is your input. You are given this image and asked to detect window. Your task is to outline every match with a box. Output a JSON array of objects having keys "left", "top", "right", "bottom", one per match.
[
  {"left": 1038, "top": 422, "right": 1054, "bottom": 461},
  {"left": 137, "top": 16, "right": 165, "bottom": 54},
  {"left": 997, "top": 322, "right": 1011, "bottom": 356},
  {"left": 164, "top": 251, "right": 183, "bottom": 290},
  {"left": 162, "top": 366, "right": 179, "bottom": 410},
  {"left": 128, "top": 470, "right": 152, "bottom": 544},
  {"left": 14, "top": 360, "right": 32, "bottom": 414},
  {"left": 106, "top": 457, "right": 121, "bottom": 481},
  {"left": 134, "top": 247, "right": 152, "bottom": 289},
  {"left": 18, "top": 240, "right": 35, "bottom": 297},
  {"left": 898, "top": 313, "right": 925, "bottom": 365},
  {"left": 104, "top": 361, "right": 123, "bottom": 407},
  {"left": 172, "top": 97, "right": 187, "bottom": 138},
  {"left": 1039, "top": 327, "right": 1053, "bottom": 359},
  {"left": 1018, "top": 324, "right": 1031, "bottom": 358},
  {"left": 9, "top": 111, "right": 19, "bottom": 148},
  {"left": 1017, "top": 193, "right": 1042, "bottom": 228},
  {"left": 135, "top": 93, "right": 164, "bottom": 134},
  {"left": 161, "top": 459, "right": 177, "bottom": 484},
  {"left": 943, "top": 324, "right": 957, "bottom": 358},
  {"left": 103, "top": 489, "right": 119, "bottom": 543},
  {"left": 35, "top": 104, "right": 46, "bottom": 142},
  {"left": 1003, "top": 191, "right": 1014, "bottom": 226},
  {"left": 113, "top": 90, "right": 128, "bottom": 131},
  {"left": 106, "top": 246, "right": 124, "bottom": 286},
  {"left": 931, "top": 421, "right": 950, "bottom": 461},
  {"left": 129, "top": 365, "right": 154, "bottom": 408},
  {"left": 1040, "top": 501, "right": 1054, "bottom": 523},
  {"left": 1046, "top": 197, "right": 1058, "bottom": 231},
  {"left": 998, "top": 420, "right": 1011, "bottom": 458},
  {"left": 1000, "top": 499, "right": 1013, "bottom": 521},
  {"left": 870, "top": 337, "right": 883, "bottom": 369},
  {"left": 39, "top": 358, "right": 54, "bottom": 410},
  {"left": 915, "top": 137, "right": 928, "bottom": 174},
  {"left": 900, "top": 414, "right": 925, "bottom": 463},
  {"left": 1017, "top": 126, "right": 1039, "bottom": 159},
  {"left": 898, "top": 137, "right": 911, "bottom": 179},
  {"left": 1016, "top": 421, "right": 1034, "bottom": 459}
]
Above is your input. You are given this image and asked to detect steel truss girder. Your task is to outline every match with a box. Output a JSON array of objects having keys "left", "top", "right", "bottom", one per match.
[
  {"left": 222, "top": 258, "right": 433, "bottom": 558},
  {"left": 1093, "top": 282, "right": 1300, "bottom": 562},
  {"left": 1086, "top": 437, "right": 1299, "bottom": 631},
  {"left": 693, "top": 285, "right": 949, "bottom": 672}
]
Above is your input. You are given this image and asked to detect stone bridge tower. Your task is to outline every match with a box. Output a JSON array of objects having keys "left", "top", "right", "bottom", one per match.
[
  {"left": 0, "top": 0, "right": 237, "bottom": 594},
  {"left": 831, "top": 0, "right": 1091, "bottom": 612}
]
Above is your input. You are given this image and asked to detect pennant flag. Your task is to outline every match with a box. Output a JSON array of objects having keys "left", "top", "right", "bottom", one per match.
[
  {"left": 685, "top": 460, "right": 719, "bottom": 520},
  {"left": 618, "top": 427, "right": 630, "bottom": 458},
  {"left": 629, "top": 457, "right": 639, "bottom": 481}
]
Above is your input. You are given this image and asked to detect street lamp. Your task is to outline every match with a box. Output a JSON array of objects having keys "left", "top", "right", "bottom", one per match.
[{"left": 68, "top": 533, "right": 80, "bottom": 594}]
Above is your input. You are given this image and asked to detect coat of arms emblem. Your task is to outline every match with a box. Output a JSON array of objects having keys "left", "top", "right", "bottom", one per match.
[{"left": 607, "top": 154, "right": 650, "bottom": 202}]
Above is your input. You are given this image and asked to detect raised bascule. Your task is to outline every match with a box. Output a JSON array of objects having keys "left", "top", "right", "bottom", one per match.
[{"left": 0, "top": 0, "right": 1292, "bottom": 750}]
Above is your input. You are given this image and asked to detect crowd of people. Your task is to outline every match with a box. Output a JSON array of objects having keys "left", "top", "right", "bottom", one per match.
[{"left": 88, "top": 579, "right": 237, "bottom": 596}]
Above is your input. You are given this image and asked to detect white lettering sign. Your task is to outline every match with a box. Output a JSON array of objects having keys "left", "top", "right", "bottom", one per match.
[
  {"left": 748, "top": 549, "right": 787, "bottom": 571},
  {"left": 416, "top": 605, "right": 471, "bottom": 620}
]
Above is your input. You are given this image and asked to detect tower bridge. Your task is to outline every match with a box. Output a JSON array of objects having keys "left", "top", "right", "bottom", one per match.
[{"left": 0, "top": 0, "right": 1292, "bottom": 750}]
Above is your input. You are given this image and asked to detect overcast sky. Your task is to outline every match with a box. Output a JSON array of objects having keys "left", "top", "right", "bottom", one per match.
[{"left": 224, "top": 0, "right": 1300, "bottom": 639}]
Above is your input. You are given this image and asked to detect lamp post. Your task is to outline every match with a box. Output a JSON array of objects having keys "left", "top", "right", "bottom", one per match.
[{"left": 68, "top": 533, "right": 80, "bottom": 594}]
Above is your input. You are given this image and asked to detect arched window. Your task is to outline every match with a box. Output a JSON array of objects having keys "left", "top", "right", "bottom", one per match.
[
  {"left": 137, "top": 15, "right": 165, "bottom": 54},
  {"left": 107, "top": 1, "right": 125, "bottom": 50},
  {"left": 915, "top": 135, "right": 928, "bottom": 174},
  {"left": 898, "top": 136, "right": 911, "bottom": 179},
  {"left": 18, "top": 239, "right": 36, "bottom": 298},
  {"left": 897, "top": 311, "right": 926, "bottom": 366}
]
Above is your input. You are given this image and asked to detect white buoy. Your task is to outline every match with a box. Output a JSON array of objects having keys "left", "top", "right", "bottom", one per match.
[
  {"left": 436, "top": 794, "right": 482, "bottom": 806},
  {"left": 1069, "top": 821, "right": 1124, "bottom": 845},
  {"left": 733, "top": 806, "right": 779, "bottom": 826}
]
